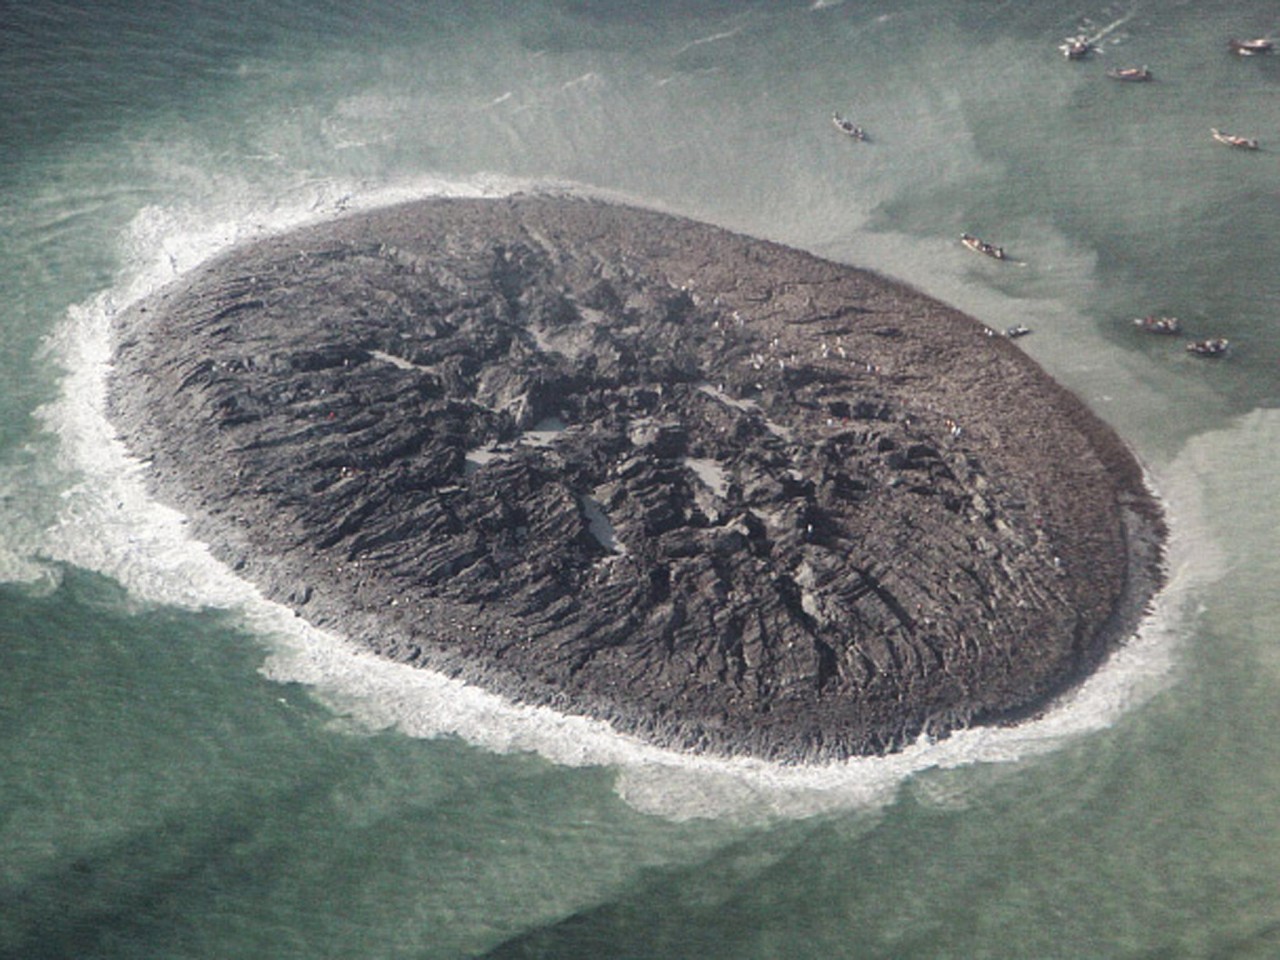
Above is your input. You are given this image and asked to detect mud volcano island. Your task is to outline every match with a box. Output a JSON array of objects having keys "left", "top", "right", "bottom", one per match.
[{"left": 109, "top": 195, "right": 1165, "bottom": 761}]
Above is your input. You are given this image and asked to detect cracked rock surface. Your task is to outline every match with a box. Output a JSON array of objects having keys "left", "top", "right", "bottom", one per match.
[{"left": 109, "top": 195, "right": 1165, "bottom": 761}]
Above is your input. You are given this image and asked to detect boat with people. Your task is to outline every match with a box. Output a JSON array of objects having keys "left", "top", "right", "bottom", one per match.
[
  {"left": 1228, "top": 37, "right": 1274, "bottom": 56},
  {"left": 1060, "top": 35, "right": 1094, "bottom": 59},
  {"left": 1212, "top": 128, "right": 1259, "bottom": 150},
  {"left": 1106, "top": 66, "right": 1153, "bottom": 81},
  {"left": 1133, "top": 315, "right": 1181, "bottom": 335},
  {"left": 1187, "top": 338, "right": 1229, "bottom": 357},
  {"left": 960, "top": 232, "right": 1008, "bottom": 261},
  {"left": 831, "top": 113, "right": 867, "bottom": 141}
]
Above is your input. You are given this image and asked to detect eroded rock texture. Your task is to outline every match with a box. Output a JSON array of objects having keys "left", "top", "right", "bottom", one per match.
[{"left": 110, "top": 195, "right": 1164, "bottom": 760}]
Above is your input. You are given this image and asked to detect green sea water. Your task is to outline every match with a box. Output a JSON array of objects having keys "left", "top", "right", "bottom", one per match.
[{"left": 3, "top": 2, "right": 1280, "bottom": 956}]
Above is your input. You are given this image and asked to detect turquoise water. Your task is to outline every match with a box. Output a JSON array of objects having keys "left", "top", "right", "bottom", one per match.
[{"left": 3, "top": 2, "right": 1280, "bottom": 956}]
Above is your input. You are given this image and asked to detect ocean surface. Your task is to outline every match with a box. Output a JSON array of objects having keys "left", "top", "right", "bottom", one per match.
[{"left": 3, "top": 1, "right": 1279, "bottom": 956}]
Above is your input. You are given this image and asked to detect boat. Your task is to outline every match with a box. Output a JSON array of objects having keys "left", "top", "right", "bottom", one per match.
[
  {"left": 832, "top": 113, "right": 867, "bottom": 141},
  {"left": 1133, "top": 315, "right": 1181, "bottom": 335},
  {"left": 1106, "top": 66, "right": 1153, "bottom": 81},
  {"left": 1004, "top": 325, "right": 1032, "bottom": 339},
  {"left": 1229, "top": 37, "right": 1274, "bottom": 56},
  {"left": 1060, "top": 35, "right": 1094, "bottom": 59},
  {"left": 1211, "top": 128, "right": 1259, "bottom": 150},
  {"left": 1186, "top": 337, "right": 1229, "bottom": 357},
  {"left": 960, "top": 233, "right": 1007, "bottom": 261}
]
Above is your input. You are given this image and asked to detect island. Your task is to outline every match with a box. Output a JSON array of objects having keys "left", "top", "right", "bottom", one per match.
[{"left": 108, "top": 194, "right": 1166, "bottom": 762}]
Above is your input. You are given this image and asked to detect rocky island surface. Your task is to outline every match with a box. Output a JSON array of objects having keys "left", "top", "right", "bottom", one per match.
[{"left": 109, "top": 194, "right": 1165, "bottom": 762}]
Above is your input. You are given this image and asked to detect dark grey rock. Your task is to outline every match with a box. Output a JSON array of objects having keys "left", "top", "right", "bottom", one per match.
[{"left": 108, "top": 194, "right": 1166, "bottom": 762}]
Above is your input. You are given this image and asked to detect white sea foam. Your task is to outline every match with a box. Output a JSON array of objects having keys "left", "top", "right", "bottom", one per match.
[
  {"left": 0, "top": 541, "right": 61, "bottom": 595},
  {"left": 31, "top": 175, "right": 1233, "bottom": 824},
  {"left": 672, "top": 27, "right": 744, "bottom": 58}
]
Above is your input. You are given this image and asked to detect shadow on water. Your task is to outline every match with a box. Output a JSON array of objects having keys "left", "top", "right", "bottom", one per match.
[
  {"left": 0, "top": 571, "right": 333, "bottom": 960},
  {"left": 475, "top": 839, "right": 767, "bottom": 960},
  {"left": 474, "top": 774, "right": 1280, "bottom": 960},
  {"left": 1204, "top": 919, "right": 1280, "bottom": 960},
  {"left": 474, "top": 817, "right": 849, "bottom": 960},
  {"left": 0, "top": 777, "right": 332, "bottom": 960},
  {"left": 479, "top": 876, "right": 1280, "bottom": 960},
  {"left": 1130, "top": 917, "right": 1280, "bottom": 960}
]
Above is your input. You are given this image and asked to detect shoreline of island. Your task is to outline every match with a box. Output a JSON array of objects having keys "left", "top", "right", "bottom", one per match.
[{"left": 107, "top": 193, "right": 1167, "bottom": 763}]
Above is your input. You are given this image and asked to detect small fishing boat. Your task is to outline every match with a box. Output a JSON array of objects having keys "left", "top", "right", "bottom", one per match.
[
  {"left": 1133, "top": 315, "right": 1181, "bottom": 335},
  {"left": 960, "top": 233, "right": 1007, "bottom": 261},
  {"left": 1212, "top": 128, "right": 1259, "bottom": 150},
  {"left": 1187, "top": 337, "right": 1229, "bottom": 357},
  {"left": 1228, "top": 37, "right": 1273, "bottom": 56},
  {"left": 1060, "top": 36, "right": 1094, "bottom": 59},
  {"left": 1060, "top": 35, "right": 1094, "bottom": 59},
  {"left": 1004, "top": 325, "right": 1032, "bottom": 339},
  {"left": 832, "top": 113, "right": 867, "bottom": 141},
  {"left": 1106, "top": 65, "right": 1153, "bottom": 81}
]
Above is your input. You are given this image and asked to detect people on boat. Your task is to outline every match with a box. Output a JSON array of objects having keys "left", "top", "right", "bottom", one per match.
[
  {"left": 960, "top": 233, "right": 1007, "bottom": 260},
  {"left": 1228, "top": 37, "right": 1274, "bottom": 56},
  {"left": 1212, "top": 128, "right": 1259, "bottom": 149},
  {"left": 1061, "top": 35, "right": 1093, "bottom": 59},
  {"left": 1106, "top": 65, "right": 1152, "bottom": 81},
  {"left": 1133, "top": 315, "right": 1181, "bottom": 334},
  {"left": 1187, "top": 337, "right": 1229, "bottom": 357},
  {"left": 831, "top": 113, "right": 867, "bottom": 141}
]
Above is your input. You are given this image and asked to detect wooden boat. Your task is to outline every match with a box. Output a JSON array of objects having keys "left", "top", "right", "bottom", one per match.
[
  {"left": 960, "top": 233, "right": 1007, "bottom": 261},
  {"left": 1229, "top": 37, "right": 1273, "bottom": 56},
  {"left": 1133, "top": 315, "right": 1181, "bottom": 335},
  {"left": 1211, "top": 128, "right": 1259, "bottom": 150},
  {"left": 1060, "top": 35, "right": 1094, "bottom": 59},
  {"left": 1106, "top": 66, "right": 1152, "bottom": 81},
  {"left": 1187, "top": 337, "right": 1229, "bottom": 357},
  {"left": 832, "top": 113, "right": 867, "bottom": 141}
]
